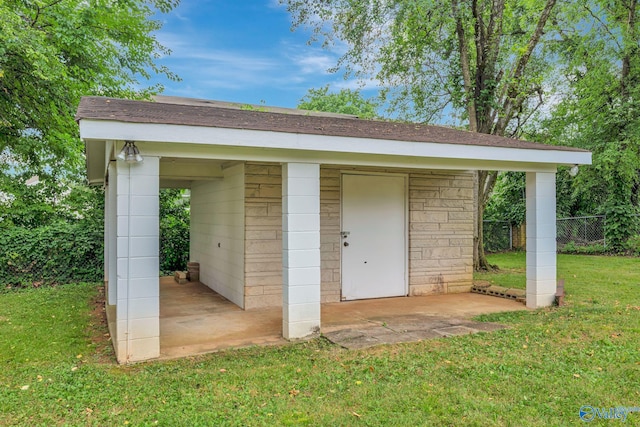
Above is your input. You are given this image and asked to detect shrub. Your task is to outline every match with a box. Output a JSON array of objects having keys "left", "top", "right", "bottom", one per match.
[
  {"left": 0, "top": 221, "right": 104, "bottom": 288},
  {"left": 604, "top": 203, "right": 638, "bottom": 252},
  {"left": 558, "top": 240, "right": 607, "bottom": 255},
  {"left": 159, "top": 189, "right": 190, "bottom": 275},
  {"left": 623, "top": 235, "right": 640, "bottom": 256},
  {"left": 0, "top": 186, "right": 190, "bottom": 287}
]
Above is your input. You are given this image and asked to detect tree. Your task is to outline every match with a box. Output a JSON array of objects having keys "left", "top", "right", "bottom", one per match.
[
  {"left": 0, "top": 175, "right": 103, "bottom": 228},
  {"left": 298, "top": 86, "right": 380, "bottom": 119},
  {"left": 282, "top": 0, "right": 562, "bottom": 269},
  {"left": 0, "top": 0, "right": 179, "bottom": 183},
  {"left": 539, "top": 0, "right": 640, "bottom": 251},
  {"left": 0, "top": 1, "right": 180, "bottom": 286}
]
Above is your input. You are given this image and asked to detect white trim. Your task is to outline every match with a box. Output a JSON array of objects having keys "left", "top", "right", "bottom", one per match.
[
  {"left": 136, "top": 142, "right": 560, "bottom": 173},
  {"left": 80, "top": 119, "right": 592, "bottom": 167}
]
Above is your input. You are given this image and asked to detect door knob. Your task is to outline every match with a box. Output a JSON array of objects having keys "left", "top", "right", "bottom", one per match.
[{"left": 344, "top": 242, "right": 349, "bottom": 247}]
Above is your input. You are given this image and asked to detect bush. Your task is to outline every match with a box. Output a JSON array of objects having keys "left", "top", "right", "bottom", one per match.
[
  {"left": 159, "top": 189, "right": 190, "bottom": 275},
  {"left": 0, "top": 185, "right": 190, "bottom": 286},
  {"left": 558, "top": 240, "right": 607, "bottom": 255},
  {"left": 604, "top": 203, "right": 638, "bottom": 252},
  {"left": 0, "top": 221, "right": 104, "bottom": 288},
  {"left": 623, "top": 235, "right": 640, "bottom": 256}
]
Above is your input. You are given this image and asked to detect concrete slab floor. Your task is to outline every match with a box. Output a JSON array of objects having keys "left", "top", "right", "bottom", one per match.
[{"left": 159, "top": 277, "right": 527, "bottom": 359}]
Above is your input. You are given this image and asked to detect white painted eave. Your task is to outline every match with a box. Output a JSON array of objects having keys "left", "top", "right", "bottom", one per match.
[
  {"left": 81, "top": 119, "right": 592, "bottom": 183},
  {"left": 85, "top": 138, "right": 106, "bottom": 185}
]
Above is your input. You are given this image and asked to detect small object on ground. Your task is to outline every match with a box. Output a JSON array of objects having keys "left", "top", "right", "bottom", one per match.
[
  {"left": 174, "top": 271, "right": 188, "bottom": 285},
  {"left": 471, "top": 282, "right": 525, "bottom": 304}
]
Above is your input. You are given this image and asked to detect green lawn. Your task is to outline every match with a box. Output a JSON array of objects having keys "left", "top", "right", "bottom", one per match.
[{"left": 1, "top": 253, "right": 639, "bottom": 426}]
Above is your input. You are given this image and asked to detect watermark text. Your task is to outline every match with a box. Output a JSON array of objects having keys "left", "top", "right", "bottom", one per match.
[{"left": 580, "top": 405, "right": 640, "bottom": 422}]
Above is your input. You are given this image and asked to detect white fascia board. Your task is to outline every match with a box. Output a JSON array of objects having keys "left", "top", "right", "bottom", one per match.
[
  {"left": 79, "top": 119, "right": 592, "bottom": 168},
  {"left": 135, "top": 142, "right": 558, "bottom": 173}
]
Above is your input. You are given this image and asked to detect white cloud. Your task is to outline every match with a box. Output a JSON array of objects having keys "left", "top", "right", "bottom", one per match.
[
  {"left": 148, "top": 2, "right": 382, "bottom": 106},
  {"left": 294, "top": 54, "right": 335, "bottom": 74},
  {"left": 333, "top": 77, "right": 381, "bottom": 91}
]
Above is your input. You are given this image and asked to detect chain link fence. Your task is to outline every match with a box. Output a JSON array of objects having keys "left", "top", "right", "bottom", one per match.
[
  {"left": 483, "top": 220, "right": 512, "bottom": 252},
  {"left": 556, "top": 215, "right": 605, "bottom": 248},
  {"left": 485, "top": 214, "right": 640, "bottom": 252}
]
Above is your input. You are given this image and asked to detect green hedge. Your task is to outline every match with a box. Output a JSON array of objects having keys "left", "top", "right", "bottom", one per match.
[
  {"left": 0, "top": 186, "right": 191, "bottom": 288},
  {"left": 160, "top": 214, "right": 189, "bottom": 275},
  {"left": 159, "top": 189, "right": 190, "bottom": 275},
  {"left": 0, "top": 221, "right": 103, "bottom": 288}
]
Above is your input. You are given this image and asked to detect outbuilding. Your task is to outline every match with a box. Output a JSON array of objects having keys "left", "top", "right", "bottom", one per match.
[{"left": 77, "top": 96, "right": 591, "bottom": 363}]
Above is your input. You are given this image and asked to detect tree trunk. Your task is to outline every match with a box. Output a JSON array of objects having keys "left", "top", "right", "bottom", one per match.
[
  {"left": 620, "top": 0, "right": 636, "bottom": 98},
  {"left": 474, "top": 171, "right": 494, "bottom": 270}
]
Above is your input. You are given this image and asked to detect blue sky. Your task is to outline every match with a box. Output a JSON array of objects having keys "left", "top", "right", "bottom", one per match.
[{"left": 149, "top": 0, "right": 373, "bottom": 108}]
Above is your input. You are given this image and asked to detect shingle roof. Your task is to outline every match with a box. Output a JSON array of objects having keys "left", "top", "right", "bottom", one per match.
[{"left": 76, "top": 96, "right": 586, "bottom": 153}]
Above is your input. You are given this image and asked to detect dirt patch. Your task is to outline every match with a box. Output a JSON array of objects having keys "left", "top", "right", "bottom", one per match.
[{"left": 86, "top": 285, "right": 116, "bottom": 363}]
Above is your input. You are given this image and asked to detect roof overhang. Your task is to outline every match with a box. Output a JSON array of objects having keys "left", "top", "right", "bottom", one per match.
[
  {"left": 80, "top": 119, "right": 592, "bottom": 186},
  {"left": 79, "top": 98, "right": 591, "bottom": 184}
]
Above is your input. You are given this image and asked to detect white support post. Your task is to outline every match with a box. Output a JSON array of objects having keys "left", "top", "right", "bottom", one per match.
[
  {"left": 106, "top": 162, "right": 118, "bottom": 306},
  {"left": 115, "top": 156, "right": 160, "bottom": 363},
  {"left": 526, "top": 172, "right": 557, "bottom": 308},
  {"left": 282, "top": 163, "right": 321, "bottom": 340}
]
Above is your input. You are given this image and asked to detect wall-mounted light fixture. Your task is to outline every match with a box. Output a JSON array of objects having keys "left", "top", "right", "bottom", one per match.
[
  {"left": 116, "top": 140, "right": 143, "bottom": 163},
  {"left": 569, "top": 165, "right": 579, "bottom": 177}
]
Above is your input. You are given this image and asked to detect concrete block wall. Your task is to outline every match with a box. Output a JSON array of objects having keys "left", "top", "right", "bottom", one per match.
[
  {"left": 244, "top": 162, "right": 283, "bottom": 309},
  {"left": 190, "top": 163, "right": 245, "bottom": 308},
  {"left": 106, "top": 162, "right": 118, "bottom": 307},
  {"left": 243, "top": 163, "right": 342, "bottom": 307},
  {"left": 320, "top": 166, "right": 475, "bottom": 300},
  {"left": 318, "top": 167, "right": 342, "bottom": 303},
  {"left": 525, "top": 172, "right": 557, "bottom": 308},
  {"left": 407, "top": 170, "right": 475, "bottom": 295},
  {"left": 114, "top": 157, "right": 160, "bottom": 363},
  {"left": 242, "top": 162, "right": 474, "bottom": 308},
  {"left": 281, "top": 162, "right": 321, "bottom": 339},
  {"left": 104, "top": 162, "right": 118, "bottom": 346}
]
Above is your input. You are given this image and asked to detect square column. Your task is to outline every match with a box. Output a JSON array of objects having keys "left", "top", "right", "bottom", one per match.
[
  {"left": 282, "top": 163, "right": 321, "bottom": 339},
  {"left": 115, "top": 156, "right": 160, "bottom": 363},
  {"left": 526, "top": 172, "right": 557, "bottom": 308},
  {"left": 106, "top": 161, "right": 118, "bottom": 306}
]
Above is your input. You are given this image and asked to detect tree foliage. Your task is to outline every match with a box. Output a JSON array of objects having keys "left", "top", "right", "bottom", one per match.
[
  {"left": 0, "top": 176, "right": 103, "bottom": 228},
  {"left": 538, "top": 0, "right": 640, "bottom": 251},
  {"left": 0, "top": 0, "right": 179, "bottom": 181},
  {"left": 0, "top": 179, "right": 104, "bottom": 287},
  {"left": 298, "top": 86, "right": 380, "bottom": 119},
  {"left": 282, "top": 0, "right": 563, "bottom": 269},
  {"left": 0, "top": 1, "right": 182, "bottom": 285},
  {"left": 484, "top": 172, "right": 526, "bottom": 225},
  {"left": 159, "top": 189, "right": 190, "bottom": 275}
]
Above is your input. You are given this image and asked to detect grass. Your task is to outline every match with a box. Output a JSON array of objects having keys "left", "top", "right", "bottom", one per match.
[{"left": 1, "top": 253, "right": 639, "bottom": 426}]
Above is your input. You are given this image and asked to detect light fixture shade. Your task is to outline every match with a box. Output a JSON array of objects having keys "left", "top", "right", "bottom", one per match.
[
  {"left": 569, "top": 165, "right": 579, "bottom": 177},
  {"left": 117, "top": 141, "right": 143, "bottom": 163}
]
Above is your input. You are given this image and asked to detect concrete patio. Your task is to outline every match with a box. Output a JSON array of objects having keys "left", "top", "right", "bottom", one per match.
[{"left": 159, "top": 277, "right": 528, "bottom": 359}]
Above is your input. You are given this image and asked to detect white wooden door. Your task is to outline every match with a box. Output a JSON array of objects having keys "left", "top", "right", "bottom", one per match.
[{"left": 341, "top": 174, "right": 407, "bottom": 300}]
